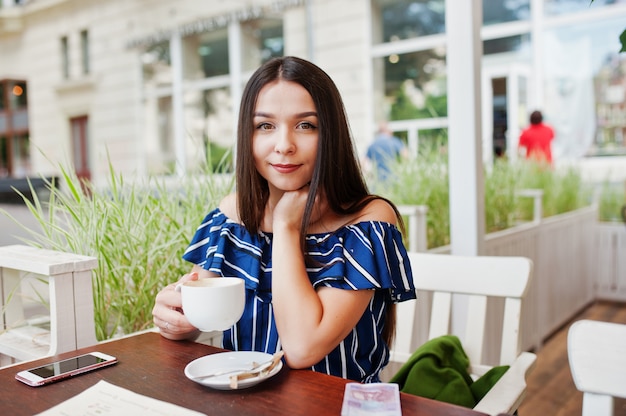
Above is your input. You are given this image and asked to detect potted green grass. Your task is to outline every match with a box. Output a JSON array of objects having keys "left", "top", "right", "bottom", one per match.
[
  {"left": 1, "top": 158, "right": 234, "bottom": 341},
  {"left": 371, "top": 152, "right": 593, "bottom": 249}
]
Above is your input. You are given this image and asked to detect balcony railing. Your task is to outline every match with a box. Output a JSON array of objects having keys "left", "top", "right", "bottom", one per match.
[{"left": 399, "top": 198, "right": 625, "bottom": 364}]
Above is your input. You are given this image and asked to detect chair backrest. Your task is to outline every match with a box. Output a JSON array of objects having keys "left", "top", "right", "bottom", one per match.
[
  {"left": 392, "top": 252, "right": 533, "bottom": 369},
  {"left": 568, "top": 319, "right": 626, "bottom": 416}
]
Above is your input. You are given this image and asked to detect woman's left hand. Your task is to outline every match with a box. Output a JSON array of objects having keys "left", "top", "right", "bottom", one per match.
[{"left": 274, "top": 184, "right": 327, "bottom": 230}]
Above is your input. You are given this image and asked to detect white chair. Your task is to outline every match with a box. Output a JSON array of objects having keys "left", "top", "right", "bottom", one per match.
[
  {"left": 391, "top": 252, "right": 537, "bottom": 416},
  {"left": 568, "top": 319, "right": 626, "bottom": 416}
]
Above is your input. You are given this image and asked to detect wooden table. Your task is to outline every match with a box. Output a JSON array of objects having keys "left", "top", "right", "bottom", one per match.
[{"left": 0, "top": 331, "right": 488, "bottom": 415}]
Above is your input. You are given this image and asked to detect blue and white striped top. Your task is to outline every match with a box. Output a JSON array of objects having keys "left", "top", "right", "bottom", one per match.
[{"left": 182, "top": 208, "right": 416, "bottom": 383}]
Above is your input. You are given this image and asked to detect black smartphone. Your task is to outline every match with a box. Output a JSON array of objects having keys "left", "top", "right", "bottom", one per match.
[{"left": 15, "top": 351, "right": 117, "bottom": 387}]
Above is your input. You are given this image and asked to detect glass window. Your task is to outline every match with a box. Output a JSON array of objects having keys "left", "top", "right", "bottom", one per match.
[
  {"left": 81, "top": 30, "right": 90, "bottom": 75},
  {"left": 0, "top": 82, "right": 5, "bottom": 111},
  {"left": 183, "top": 28, "right": 229, "bottom": 80},
  {"left": 143, "top": 95, "right": 174, "bottom": 175},
  {"left": 241, "top": 18, "right": 284, "bottom": 72},
  {"left": 199, "top": 87, "right": 234, "bottom": 172},
  {"left": 0, "top": 135, "right": 7, "bottom": 177},
  {"left": 484, "top": 34, "right": 530, "bottom": 55},
  {"left": 11, "top": 108, "right": 28, "bottom": 131},
  {"left": 371, "top": 0, "right": 445, "bottom": 44},
  {"left": 545, "top": 0, "right": 619, "bottom": 16},
  {"left": 61, "top": 36, "right": 69, "bottom": 79},
  {"left": 9, "top": 81, "right": 27, "bottom": 110},
  {"left": 70, "top": 116, "right": 89, "bottom": 178},
  {"left": 12, "top": 133, "right": 30, "bottom": 177},
  {"left": 142, "top": 41, "right": 171, "bottom": 86},
  {"left": 589, "top": 21, "right": 626, "bottom": 155},
  {"left": 373, "top": 49, "right": 447, "bottom": 122},
  {"left": 543, "top": 17, "right": 626, "bottom": 157},
  {"left": 157, "top": 96, "right": 173, "bottom": 155},
  {"left": 482, "top": 0, "right": 530, "bottom": 25}
]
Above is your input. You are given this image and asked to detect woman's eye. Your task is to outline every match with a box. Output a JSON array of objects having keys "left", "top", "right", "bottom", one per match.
[
  {"left": 256, "top": 122, "right": 273, "bottom": 130},
  {"left": 298, "top": 122, "right": 317, "bottom": 130}
]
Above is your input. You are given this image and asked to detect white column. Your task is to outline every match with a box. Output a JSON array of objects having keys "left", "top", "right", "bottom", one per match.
[
  {"left": 507, "top": 72, "right": 520, "bottom": 162},
  {"left": 481, "top": 69, "right": 494, "bottom": 166},
  {"left": 229, "top": 22, "right": 242, "bottom": 142},
  {"left": 446, "top": 0, "right": 485, "bottom": 256},
  {"left": 305, "top": 0, "right": 315, "bottom": 61},
  {"left": 228, "top": 22, "right": 242, "bottom": 169},
  {"left": 170, "top": 30, "right": 186, "bottom": 177},
  {"left": 530, "top": 0, "right": 544, "bottom": 110}
]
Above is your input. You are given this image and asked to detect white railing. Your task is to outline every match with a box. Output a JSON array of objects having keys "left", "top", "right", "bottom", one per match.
[
  {"left": 400, "top": 200, "right": 609, "bottom": 364},
  {"left": 594, "top": 222, "right": 626, "bottom": 301},
  {"left": 397, "top": 205, "right": 429, "bottom": 252},
  {"left": 484, "top": 205, "right": 597, "bottom": 355}
]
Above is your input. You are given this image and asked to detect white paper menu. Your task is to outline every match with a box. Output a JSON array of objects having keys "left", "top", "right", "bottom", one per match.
[{"left": 36, "top": 380, "right": 205, "bottom": 416}]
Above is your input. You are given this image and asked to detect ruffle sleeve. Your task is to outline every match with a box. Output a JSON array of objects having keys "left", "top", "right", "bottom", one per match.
[{"left": 307, "top": 221, "right": 416, "bottom": 303}]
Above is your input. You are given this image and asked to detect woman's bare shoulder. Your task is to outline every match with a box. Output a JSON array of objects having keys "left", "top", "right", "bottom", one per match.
[
  {"left": 218, "top": 193, "right": 240, "bottom": 222},
  {"left": 352, "top": 197, "right": 398, "bottom": 225}
]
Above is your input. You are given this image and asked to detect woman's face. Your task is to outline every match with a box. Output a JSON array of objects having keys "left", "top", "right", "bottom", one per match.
[{"left": 252, "top": 80, "right": 319, "bottom": 195}]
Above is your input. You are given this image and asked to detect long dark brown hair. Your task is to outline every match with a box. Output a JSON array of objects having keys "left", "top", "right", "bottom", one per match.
[{"left": 235, "top": 56, "right": 402, "bottom": 347}]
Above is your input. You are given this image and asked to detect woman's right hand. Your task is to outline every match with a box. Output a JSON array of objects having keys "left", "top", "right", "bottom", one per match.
[{"left": 152, "top": 272, "right": 201, "bottom": 341}]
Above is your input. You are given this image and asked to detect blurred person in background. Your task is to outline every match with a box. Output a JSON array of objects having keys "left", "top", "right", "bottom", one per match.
[
  {"left": 366, "top": 122, "right": 408, "bottom": 181},
  {"left": 518, "top": 110, "right": 554, "bottom": 165}
]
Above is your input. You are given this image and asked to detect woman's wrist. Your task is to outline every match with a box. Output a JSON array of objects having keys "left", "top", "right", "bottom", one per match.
[{"left": 272, "top": 219, "right": 301, "bottom": 235}]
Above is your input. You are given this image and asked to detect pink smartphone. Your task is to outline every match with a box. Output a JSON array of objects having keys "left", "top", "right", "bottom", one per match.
[{"left": 15, "top": 351, "right": 117, "bottom": 387}]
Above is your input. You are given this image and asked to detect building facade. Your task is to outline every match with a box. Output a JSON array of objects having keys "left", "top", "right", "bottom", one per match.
[{"left": 0, "top": 0, "right": 625, "bottom": 185}]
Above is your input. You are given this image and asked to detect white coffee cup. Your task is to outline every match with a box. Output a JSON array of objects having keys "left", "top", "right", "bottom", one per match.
[{"left": 175, "top": 277, "right": 245, "bottom": 331}]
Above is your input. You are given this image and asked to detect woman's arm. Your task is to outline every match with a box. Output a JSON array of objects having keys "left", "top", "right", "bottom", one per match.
[{"left": 271, "top": 191, "right": 397, "bottom": 368}]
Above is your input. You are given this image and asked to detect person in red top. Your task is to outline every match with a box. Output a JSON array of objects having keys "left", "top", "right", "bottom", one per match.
[{"left": 518, "top": 110, "right": 554, "bottom": 164}]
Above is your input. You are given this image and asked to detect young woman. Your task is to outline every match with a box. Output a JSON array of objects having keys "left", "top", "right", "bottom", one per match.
[{"left": 152, "top": 56, "right": 415, "bottom": 383}]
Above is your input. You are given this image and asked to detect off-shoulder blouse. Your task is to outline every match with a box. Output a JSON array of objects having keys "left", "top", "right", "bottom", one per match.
[{"left": 182, "top": 208, "right": 416, "bottom": 383}]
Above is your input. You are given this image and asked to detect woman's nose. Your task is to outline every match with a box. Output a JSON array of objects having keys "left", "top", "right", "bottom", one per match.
[{"left": 274, "top": 128, "right": 296, "bottom": 154}]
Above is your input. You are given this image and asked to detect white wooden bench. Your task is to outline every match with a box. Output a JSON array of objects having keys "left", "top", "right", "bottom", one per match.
[{"left": 0, "top": 245, "right": 98, "bottom": 367}]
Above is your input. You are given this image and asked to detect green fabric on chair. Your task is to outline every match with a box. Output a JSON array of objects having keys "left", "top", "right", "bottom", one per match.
[
  {"left": 471, "top": 364, "right": 510, "bottom": 402},
  {"left": 389, "top": 335, "right": 509, "bottom": 408}
]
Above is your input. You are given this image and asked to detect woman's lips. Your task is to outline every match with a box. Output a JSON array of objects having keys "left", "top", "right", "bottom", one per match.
[{"left": 272, "top": 164, "right": 300, "bottom": 174}]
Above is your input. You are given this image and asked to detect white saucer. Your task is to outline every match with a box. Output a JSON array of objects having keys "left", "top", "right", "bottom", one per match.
[{"left": 184, "top": 351, "right": 283, "bottom": 390}]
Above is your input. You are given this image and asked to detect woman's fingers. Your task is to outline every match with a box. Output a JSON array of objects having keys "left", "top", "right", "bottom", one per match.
[{"left": 153, "top": 278, "right": 196, "bottom": 334}]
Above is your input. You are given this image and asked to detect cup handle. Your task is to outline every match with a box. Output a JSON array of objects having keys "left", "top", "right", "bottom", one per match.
[{"left": 175, "top": 283, "right": 183, "bottom": 292}]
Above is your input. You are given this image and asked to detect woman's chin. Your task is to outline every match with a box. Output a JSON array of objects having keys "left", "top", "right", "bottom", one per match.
[{"left": 271, "top": 181, "right": 310, "bottom": 193}]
